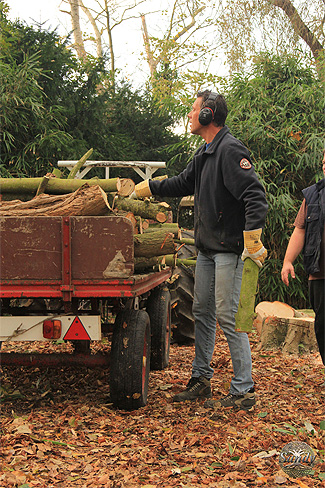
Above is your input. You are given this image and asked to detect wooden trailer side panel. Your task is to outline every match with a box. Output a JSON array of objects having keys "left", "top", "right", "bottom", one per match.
[
  {"left": 71, "top": 216, "right": 134, "bottom": 279},
  {"left": 0, "top": 216, "right": 134, "bottom": 282},
  {"left": 0, "top": 217, "right": 62, "bottom": 280}
]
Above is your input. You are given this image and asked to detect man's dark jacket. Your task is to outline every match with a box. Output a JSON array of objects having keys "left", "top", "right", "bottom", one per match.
[
  {"left": 150, "top": 126, "right": 268, "bottom": 255},
  {"left": 302, "top": 178, "right": 325, "bottom": 275}
]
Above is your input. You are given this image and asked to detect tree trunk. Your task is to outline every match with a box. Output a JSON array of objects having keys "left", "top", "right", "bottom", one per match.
[
  {"left": 268, "top": 0, "right": 324, "bottom": 78},
  {"left": 68, "top": 0, "right": 87, "bottom": 61},
  {"left": 134, "top": 230, "right": 176, "bottom": 257},
  {"left": 0, "top": 185, "right": 109, "bottom": 216},
  {"left": 135, "top": 216, "right": 149, "bottom": 232},
  {"left": 0, "top": 177, "right": 134, "bottom": 196},
  {"left": 104, "top": 0, "right": 115, "bottom": 86},
  {"left": 79, "top": 1, "right": 103, "bottom": 58}
]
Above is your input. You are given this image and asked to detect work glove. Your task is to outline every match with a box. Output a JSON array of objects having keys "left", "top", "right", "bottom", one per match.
[
  {"left": 130, "top": 179, "right": 152, "bottom": 199},
  {"left": 241, "top": 228, "right": 267, "bottom": 267}
]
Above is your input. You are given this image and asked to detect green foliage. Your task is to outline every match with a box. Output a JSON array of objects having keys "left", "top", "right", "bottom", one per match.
[
  {"left": 0, "top": 15, "right": 181, "bottom": 178},
  {"left": 224, "top": 53, "right": 325, "bottom": 308}
]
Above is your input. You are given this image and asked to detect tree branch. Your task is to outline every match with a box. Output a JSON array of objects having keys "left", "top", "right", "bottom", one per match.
[
  {"left": 172, "top": 6, "right": 205, "bottom": 42},
  {"left": 141, "top": 14, "right": 158, "bottom": 77},
  {"left": 267, "top": 0, "right": 324, "bottom": 60}
]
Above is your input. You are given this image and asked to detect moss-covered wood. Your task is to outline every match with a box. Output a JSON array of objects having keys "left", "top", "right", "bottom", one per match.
[
  {"left": 235, "top": 258, "right": 259, "bottom": 333},
  {"left": 0, "top": 176, "right": 133, "bottom": 196},
  {"left": 134, "top": 254, "right": 196, "bottom": 271},
  {"left": 67, "top": 148, "right": 93, "bottom": 179},
  {"left": 133, "top": 230, "right": 176, "bottom": 257},
  {"left": 115, "top": 197, "right": 170, "bottom": 223}
]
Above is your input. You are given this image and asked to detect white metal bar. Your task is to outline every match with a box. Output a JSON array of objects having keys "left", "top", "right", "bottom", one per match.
[
  {"left": 58, "top": 160, "right": 166, "bottom": 180},
  {"left": 57, "top": 161, "right": 166, "bottom": 169}
]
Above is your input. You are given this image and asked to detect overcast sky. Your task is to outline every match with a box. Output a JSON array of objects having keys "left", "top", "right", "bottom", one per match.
[
  {"left": 8, "top": 0, "right": 67, "bottom": 31},
  {"left": 7, "top": 0, "right": 154, "bottom": 85}
]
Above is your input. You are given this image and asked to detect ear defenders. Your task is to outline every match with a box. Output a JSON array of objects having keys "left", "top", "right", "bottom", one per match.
[{"left": 198, "top": 92, "right": 219, "bottom": 126}]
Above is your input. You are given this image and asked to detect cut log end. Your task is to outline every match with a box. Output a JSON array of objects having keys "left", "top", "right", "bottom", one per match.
[
  {"left": 156, "top": 211, "right": 167, "bottom": 223},
  {"left": 119, "top": 179, "right": 135, "bottom": 197}
]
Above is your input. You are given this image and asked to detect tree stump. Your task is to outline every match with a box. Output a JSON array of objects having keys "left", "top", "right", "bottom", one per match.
[
  {"left": 259, "top": 315, "right": 317, "bottom": 355},
  {"left": 255, "top": 301, "right": 295, "bottom": 335}
]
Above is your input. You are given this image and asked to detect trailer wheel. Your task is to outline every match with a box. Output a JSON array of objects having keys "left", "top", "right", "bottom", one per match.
[
  {"left": 147, "top": 287, "right": 171, "bottom": 370},
  {"left": 110, "top": 309, "right": 151, "bottom": 410}
]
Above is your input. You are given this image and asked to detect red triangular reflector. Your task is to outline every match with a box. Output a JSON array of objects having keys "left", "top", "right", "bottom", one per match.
[{"left": 63, "top": 316, "right": 91, "bottom": 341}]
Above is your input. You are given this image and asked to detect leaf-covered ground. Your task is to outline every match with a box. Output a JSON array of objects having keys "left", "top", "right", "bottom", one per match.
[{"left": 1, "top": 328, "right": 324, "bottom": 488}]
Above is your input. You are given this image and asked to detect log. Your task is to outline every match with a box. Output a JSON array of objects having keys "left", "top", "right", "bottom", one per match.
[
  {"left": 144, "top": 222, "right": 179, "bottom": 235},
  {"left": 135, "top": 216, "right": 149, "bottom": 232},
  {"left": 114, "top": 197, "right": 170, "bottom": 223},
  {"left": 119, "top": 178, "right": 136, "bottom": 197},
  {"left": 259, "top": 315, "right": 317, "bottom": 355},
  {"left": 134, "top": 254, "right": 196, "bottom": 271},
  {"left": 117, "top": 211, "right": 138, "bottom": 233},
  {"left": 0, "top": 184, "right": 109, "bottom": 216},
  {"left": 175, "top": 237, "right": 196, "bottom": 246},
  {"left": 133, "top": 230, "right": 176, "bottom": 257},
  {"left": 235, "top": 258, "right": 259, "bottom": 333},
  {"left": 0, "top": 177, "right": 134, "bottom": 196}
]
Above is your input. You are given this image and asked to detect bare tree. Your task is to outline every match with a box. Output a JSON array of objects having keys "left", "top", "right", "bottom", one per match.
[
  {"left": 268, "top": 0, "right": 323, "bottom": 61},
  {"left": 61, "top": 0, "right": 147, "bottom": 85},
  {"left": 216, "top": 0, "right": 324, "bottom": 78},
  {"left": 141, "top": 3, "right": 207, "bottom": 79}
]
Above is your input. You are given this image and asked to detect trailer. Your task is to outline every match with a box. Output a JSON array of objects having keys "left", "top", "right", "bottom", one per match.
[{"left": 0, "top": 214, "right": 172, "bottom": 410}]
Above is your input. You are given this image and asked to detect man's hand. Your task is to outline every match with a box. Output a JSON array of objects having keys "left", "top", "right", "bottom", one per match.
[
  {"left": 242, "top": 228, "right": 267, "bottom": 267},
  {"left": 281, "top": 262, "right": 295, "bottom": 286},
  {"left": 130, "top": 180, "right": 152, "bottom": 199}
]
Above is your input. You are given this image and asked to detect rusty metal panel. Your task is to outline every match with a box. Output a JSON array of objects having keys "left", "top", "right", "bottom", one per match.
[
  {"left": 0, "top": 217, "right": 62, "bottom": 280},
  {"left": 71, "top": 216, "right": 134, "bottom": 279}
]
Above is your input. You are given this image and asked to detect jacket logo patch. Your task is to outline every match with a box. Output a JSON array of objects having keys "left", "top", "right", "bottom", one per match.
[{"left": 240, "top": 158, "right": 252, "bottom": 169}]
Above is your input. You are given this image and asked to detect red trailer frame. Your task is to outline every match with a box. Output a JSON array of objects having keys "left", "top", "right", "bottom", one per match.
[{"left": 0, "top": 215, "right": 172, "bottom": 410}]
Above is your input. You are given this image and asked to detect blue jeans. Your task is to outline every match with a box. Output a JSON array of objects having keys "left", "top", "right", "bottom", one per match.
[{"left": 192, "top": 251, "right": 254, "bottom": 395}]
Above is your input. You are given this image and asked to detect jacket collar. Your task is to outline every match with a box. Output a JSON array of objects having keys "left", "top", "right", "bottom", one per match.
[{"left": 204, "top": 125, "right": 230, "bottom": 154}]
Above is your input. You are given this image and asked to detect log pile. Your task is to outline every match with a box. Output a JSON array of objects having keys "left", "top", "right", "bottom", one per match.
[
  {"left": 255, "top": 301, "right": 317, "bottom": 355},
  {"left": 0, "top": 158, "right": 197, "bottom": 272}
]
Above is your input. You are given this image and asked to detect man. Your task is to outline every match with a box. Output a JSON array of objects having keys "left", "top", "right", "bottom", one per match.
[
  {"left": 281, "top": 150, "right": 325, "bottom": 367},
  {"left": 133, "top": 90, "right": 268, "bottom": 411}
]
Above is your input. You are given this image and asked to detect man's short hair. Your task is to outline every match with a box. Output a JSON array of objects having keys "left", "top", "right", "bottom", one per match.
[{"left": 196, "top": 90, "right": 228, "bottom": 127}]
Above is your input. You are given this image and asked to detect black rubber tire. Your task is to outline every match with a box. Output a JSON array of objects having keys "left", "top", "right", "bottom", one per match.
[
  {"left": 146, "top": 286, "right": 171, "bottom": 370},
  {"left": 110, "top": 309, "right": 151, "bottom": 410},
  {"left": 170, "top": 229, "right": 196, "bottom": 343}
]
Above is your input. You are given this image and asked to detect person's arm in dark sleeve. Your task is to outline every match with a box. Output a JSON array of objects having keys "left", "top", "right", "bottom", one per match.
[
  {"left": 149, "top": 160, "right": 195, "bottom": 197},
  {"left": 132, "top": 156, "right": 197, "bottom": 199}
]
